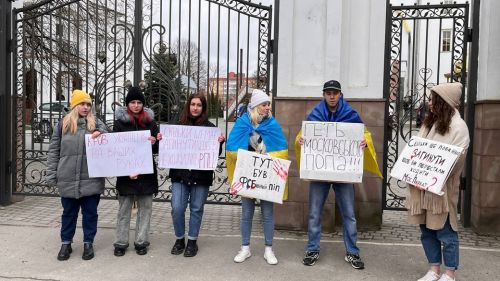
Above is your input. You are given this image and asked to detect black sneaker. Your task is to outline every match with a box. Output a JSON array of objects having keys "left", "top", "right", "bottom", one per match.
[
  {"left": 302, "top": 251, "right": 319, "bottom": 266},
  {"left": 171, "top": 238, "right": 185, "bottom": 255},
  {"left": 345, "top": 253, "right": 364, "bottom": 269}
]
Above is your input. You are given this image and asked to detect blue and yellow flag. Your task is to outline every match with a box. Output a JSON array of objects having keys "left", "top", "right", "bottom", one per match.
[{"left": 226, "top": 113, "right": 289, "bottom": 199}]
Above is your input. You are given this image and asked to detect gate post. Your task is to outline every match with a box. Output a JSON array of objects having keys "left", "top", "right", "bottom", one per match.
[
  {"left": 0, "top": 0, "right": 13, "bottom": 206},
  {"left": 133, "top": 0, "right": 143, "bottom": 85}
]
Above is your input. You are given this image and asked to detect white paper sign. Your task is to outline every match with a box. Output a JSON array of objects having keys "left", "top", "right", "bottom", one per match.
[
  {"left": 230, "top": 149, "right": 291, "bottom": 204},
  {"left": 391, "top": 136, "right": 464, "bottom": 196},
  {"left": 300, "top": 121, "right": 365, "bottom": 183},
  {"left": 86, "top": 130, "right": 154, "bottom": 177},
  {"left": 158, "top": 125, "right": 221, "bottom": 170}
]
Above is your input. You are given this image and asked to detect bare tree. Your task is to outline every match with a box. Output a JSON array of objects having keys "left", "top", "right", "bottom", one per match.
[
  {"left": 19, "top": 1, "right": 134, "bottom": 99},
  {"left": 172, "top": 39, "right": 208, "bottom": 91}
]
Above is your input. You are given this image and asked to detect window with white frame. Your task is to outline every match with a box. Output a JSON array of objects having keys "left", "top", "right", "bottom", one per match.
[{"left": 441, "top": 30, "right": 452, "bottom": 52}]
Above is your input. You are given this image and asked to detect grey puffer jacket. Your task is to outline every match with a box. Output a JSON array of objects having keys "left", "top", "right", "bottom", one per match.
[{"left": 45, "top": 117, "right": 109, "bottom": 198}]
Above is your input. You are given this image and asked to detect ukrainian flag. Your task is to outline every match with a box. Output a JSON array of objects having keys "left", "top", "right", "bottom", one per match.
[{"left": 226, "top": 113, "right": 289, "bottom": 199}]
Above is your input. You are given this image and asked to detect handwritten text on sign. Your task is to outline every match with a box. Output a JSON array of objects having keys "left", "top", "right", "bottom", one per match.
[
  {"left": 230, "top": 149, "right": 290, "bottom": 204},
  {"left": 86, "top": 130, "right": 154, "bottom": 177},
  {"left": 391, "top": 136, "right": 464, "bottom": 196},
  {"left": 300, "top": 121, "right": 365, "bottom": 183},
  {"left": 158, "top": 125, "right": 221, "bottom": 170}
]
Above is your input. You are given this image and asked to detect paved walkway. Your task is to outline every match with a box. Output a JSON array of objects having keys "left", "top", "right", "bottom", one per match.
[
  {"left": 1, "top": 197, "right": 500, "bottom": 281},
  {"left": 1, "top": 197, "right": 500, "bottom": 248}
]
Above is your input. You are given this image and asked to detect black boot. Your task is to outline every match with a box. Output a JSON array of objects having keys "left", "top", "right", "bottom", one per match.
[
  {"left": 82, "top": 243, "right": 94, "bottom": 260},
  {"left": 114, "top": 247, "right": 126, "bottom": 257},
  {"left": 171, "top": 238, "right": 185, "bottom": 255},
  {"left": 184, "top": 239, "right": 198, "bottom": 257},
  {"left": 135, "top": 245, "right": 148, "bottom": 255},
  {"left": 57, "top": 244, "right": 72, "bottom": 261}
]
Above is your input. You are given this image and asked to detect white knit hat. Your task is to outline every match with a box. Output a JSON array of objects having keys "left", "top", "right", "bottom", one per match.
[
  {"left": 431, "top": 82, "right": 462, "bottom": 108},
  {"left": 248, "top": 89, "right": 270, "bottom": 109}
]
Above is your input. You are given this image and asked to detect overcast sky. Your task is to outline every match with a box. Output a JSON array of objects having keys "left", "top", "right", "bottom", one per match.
[{"left": 144, "top": 0, "right": 276, "bottom": 77}]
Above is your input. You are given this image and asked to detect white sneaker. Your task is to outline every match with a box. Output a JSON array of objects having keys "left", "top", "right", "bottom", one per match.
[
  {"left": 438, "top": 274, "right": 455, "bottom": 281},
  {"left": 264, "top": 249, "right": 278, "bottom": 265},
  {"left": 418, "top": 270, "right": 440, "bottom": 281},
  {"left": 234, "top": 247, "right": 251, "bottom": 263}
]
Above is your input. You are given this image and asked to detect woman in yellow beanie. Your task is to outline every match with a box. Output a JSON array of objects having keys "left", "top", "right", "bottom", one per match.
[{"left": 45, "top": 89, "right": 109, "bottom": 261}]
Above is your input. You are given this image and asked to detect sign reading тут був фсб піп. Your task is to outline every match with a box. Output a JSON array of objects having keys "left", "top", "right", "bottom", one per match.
[
  {"left": 300, "top": 121, "right": 365, "bottom": 183},
  {"left": 158, "top": 124, "right": 221, "bottom": 170},
  {"left": 86, "top": 130, "right": 154, "bottom": 177},
  {"left": 391, "top": 136, "right": 464, "bottom": 196},
  {"left": 230, "top": 149, "right": 291, "bottom": 204}
]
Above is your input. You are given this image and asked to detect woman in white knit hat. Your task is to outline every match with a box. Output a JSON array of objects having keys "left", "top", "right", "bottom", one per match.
[
  {"left": 408, "top": 83, "right": 470, "bottom": 281},
  {"left": 226, "top": 89, "right": 288, "bottom": 265}
]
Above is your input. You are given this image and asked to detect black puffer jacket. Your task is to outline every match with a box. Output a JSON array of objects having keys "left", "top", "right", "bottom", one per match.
[
  {"left": 113, "top": 106, "right": 159, "bottom": 196},
  {"left": 168, "top": 119, "right": 223, "bottom": 186}
]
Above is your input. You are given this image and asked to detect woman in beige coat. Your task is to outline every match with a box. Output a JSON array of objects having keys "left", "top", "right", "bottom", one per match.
[{"left": 407, "top": 83, "right": 470, "bottom": 281}]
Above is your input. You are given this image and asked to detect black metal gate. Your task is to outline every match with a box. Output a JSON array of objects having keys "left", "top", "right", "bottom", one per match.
[
  {"left": 382, "top": 3, "right": 470, "bottom": 210},
  {"left": 0, "top": 0, "right": 13, "bottom": 206},
  {"left": 11, "top": 0, "right": 275, "bottom": 204}
]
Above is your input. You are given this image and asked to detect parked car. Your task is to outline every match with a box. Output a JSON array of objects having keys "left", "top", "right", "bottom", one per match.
[
  {"left": 32, "top": 102, "right": 69, "bottom": 142},
  {"left": 38, "top": 101, "right": 69, "bottom": 127}
]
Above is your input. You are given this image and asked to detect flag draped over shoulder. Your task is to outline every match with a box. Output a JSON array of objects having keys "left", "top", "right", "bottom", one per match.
[
  {"left": 295, "top": 98, "right": 383, "bottom": 178},
  {"left": 307, "top": 97, "right": 362, "bottom": 123},
  {"left": 226, "top": 113, "right": 289, "bottom": 198}
]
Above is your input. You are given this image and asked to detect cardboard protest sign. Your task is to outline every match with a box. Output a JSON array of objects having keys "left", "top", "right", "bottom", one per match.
[
  {"left": 230, "top": 149, "right": 290, "bottom": 204},
  {"left": 300, "top": 121, "right": 365, "bottom": 183},
  {"left": 390, "top": 136, "right": 464, "bottom": 196},
  {"left": 86, "top": 130, "right": 154, "bottom": 177},
  {"left": 158, "top": 125, "right": 221, "bottom": 170}
]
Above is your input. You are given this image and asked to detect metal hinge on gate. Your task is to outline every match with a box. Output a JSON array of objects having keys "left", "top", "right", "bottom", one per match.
[
  {"left": 7, "top": 39, "right": 14, "bottom": 53},
  {"left": 467, "top": 28, "right": 473, "bottom": 42}
]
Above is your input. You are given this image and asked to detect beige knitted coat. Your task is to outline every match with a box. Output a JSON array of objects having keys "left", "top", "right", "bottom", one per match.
[{"left": 407, "top": 83, "right": 470, "bottom": 231}]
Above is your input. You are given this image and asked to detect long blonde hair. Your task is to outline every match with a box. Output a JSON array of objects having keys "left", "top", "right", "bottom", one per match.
[
  {"left": 248, "top": 105, "right": 272, "bottom": 126},
  {"left": 62, "top": 106, "right": 97, "bottom": 135}
]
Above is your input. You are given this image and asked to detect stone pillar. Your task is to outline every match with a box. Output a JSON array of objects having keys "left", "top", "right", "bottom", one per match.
[
  {"left": 273, "top": 98, "right": 384, "bottom": 232},
  {"left": 470, "top": 0, "right": 500, "bottom": 234},
  {"left": 472, "top": 102, "right": 500, "bottom": 234},
  {"left": 273, "top": 0, "right": 386, "bottom": 231}
]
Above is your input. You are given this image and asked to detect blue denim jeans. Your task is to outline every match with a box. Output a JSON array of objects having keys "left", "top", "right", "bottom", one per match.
[
  {"left": 241, "top": 197, "right": 274, "bottom": 246},
  {"left": 60, "top": 194, "right": 100, "bottom": 243},
  {"left": 306, "top": 181, "right": 359, "bottom": 255},
  {"left": 420, "top": 218, "right": 459, "bottom": 270},
  {"left": 171, "top": 182, "right": 209, "bottom": 240}
]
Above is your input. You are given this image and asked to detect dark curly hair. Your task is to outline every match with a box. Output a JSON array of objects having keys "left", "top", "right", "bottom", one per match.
[{"left": 423, "top": 91, "right": 456, "bottom": 135}]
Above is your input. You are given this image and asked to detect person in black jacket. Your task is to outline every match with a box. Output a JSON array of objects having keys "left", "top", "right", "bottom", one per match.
[
  {"left": 112, "top": 87, "right": 161, "bottom": 257},
  {"left": 169, "top": 93, "right": 225, "bottom": 257}
]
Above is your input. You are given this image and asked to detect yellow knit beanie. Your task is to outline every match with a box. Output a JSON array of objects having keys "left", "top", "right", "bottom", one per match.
[{"left": 70, "top": 89, "right": 92, "bottom": 109}]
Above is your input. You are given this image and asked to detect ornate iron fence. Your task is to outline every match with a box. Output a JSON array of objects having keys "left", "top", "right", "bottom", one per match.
[
  {"left": 12, "top": 0, "right": 274, "bottom": 204},
  {"left": 382, "top": 3, "right": 469, "bottom": 210}
]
